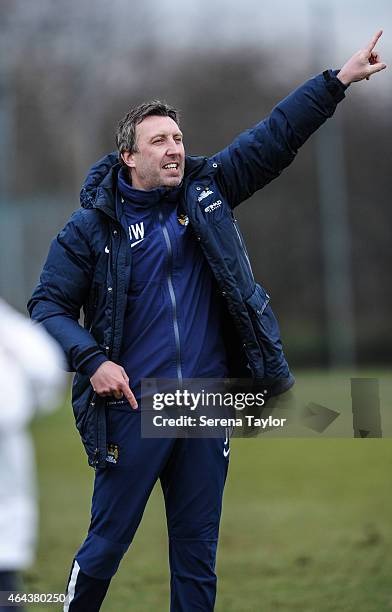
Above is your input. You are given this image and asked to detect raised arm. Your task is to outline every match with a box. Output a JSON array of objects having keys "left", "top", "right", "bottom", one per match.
[{"left": 213, "top": 31, "right": 386, "bottom": 208}]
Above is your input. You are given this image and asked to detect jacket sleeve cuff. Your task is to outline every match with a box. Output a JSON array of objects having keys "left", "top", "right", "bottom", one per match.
[
  {"left": 322, "top": 69, "right": 348, "bottom": 102},
  {"left": 79, "top": 352, "right": 109, "bottom": 377}
]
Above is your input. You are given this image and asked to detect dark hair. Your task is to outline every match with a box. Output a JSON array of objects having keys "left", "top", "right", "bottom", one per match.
[{"left": 116, "top": 100, "right": 180, "bottom": 160}]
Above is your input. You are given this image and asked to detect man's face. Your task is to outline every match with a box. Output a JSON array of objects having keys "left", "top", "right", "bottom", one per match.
[{"left": 122, "top": 115, "right": 185, "bottom": 191}]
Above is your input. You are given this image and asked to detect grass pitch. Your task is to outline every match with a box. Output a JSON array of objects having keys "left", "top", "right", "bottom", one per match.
[{"left": 26, "top": 369, "right": 392, "bottom": 611}]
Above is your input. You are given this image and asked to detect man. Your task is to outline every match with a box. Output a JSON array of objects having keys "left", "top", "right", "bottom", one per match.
[{"left": 28, "top": 32, "right": 386, "bottom": 611}]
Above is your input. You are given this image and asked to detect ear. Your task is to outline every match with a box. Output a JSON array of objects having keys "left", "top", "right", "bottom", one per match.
[{"left": 121, "top": 151, "right": 136, "bottom": 168}]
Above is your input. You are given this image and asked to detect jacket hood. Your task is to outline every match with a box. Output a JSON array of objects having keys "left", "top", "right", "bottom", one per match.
[
  {"left": 80, "top": 152, "right": 120, "bottom": 217},
  {"left": 79, "top": 151, "right": 219, "bottom": 218}
]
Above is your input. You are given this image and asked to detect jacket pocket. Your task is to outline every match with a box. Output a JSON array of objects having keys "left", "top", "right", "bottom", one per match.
[
  {"left": 245, "top": 284, "right": 290, "bottom": 381},
  {"left": 81, "top": 393, "right": 107, "bottom": 467},
  {"left": 245, "top": 283, "right": 270, "bottom": 318},
  {"left": 77, "top": 389, "right": 96, "bottom": 441}
]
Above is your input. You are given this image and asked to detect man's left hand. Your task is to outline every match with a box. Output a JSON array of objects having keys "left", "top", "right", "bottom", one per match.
[{"left": 337, "top": 30, "right": 387, "bottom": 86}]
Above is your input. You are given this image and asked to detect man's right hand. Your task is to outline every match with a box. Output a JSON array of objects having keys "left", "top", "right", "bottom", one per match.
[{"left": 90, "top": 361, "right": 138, "bottom": 409}]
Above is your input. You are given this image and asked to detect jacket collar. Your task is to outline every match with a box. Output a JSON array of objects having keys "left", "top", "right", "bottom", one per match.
[
  {"left": 80, "top": 152, "right": 219, "bottom": 221},
  {"left": 117, "top": 166, "right": 181, "bottom": 208}
]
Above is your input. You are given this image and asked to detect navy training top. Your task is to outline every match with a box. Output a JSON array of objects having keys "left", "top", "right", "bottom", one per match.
[{"left": 117, "top": 168, "right": 228, "bottom": 401}]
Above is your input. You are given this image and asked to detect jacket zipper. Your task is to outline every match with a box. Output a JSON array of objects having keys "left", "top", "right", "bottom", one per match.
[
  {"left": 94, "top": 226, "right": 120, "bottom": 468},
  {"left": 109, "top": 227, "right": 121, "bottom": 358},
  {"left": 158, "top": 209, "right": 183, "bottom": 384},
  {"left": 233, "top": 217, "right": 255, "bottom": 282},
  {"left": 88, "top": 391, "right": 99, "bottom": 467}
]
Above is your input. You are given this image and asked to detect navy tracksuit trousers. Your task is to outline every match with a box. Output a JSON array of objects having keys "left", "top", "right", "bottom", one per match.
[{"left": 65, "top": 406, "right": 229, "bottom": 611}]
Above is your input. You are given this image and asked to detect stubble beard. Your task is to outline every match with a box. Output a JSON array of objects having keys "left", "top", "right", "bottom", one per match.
[{"left": 131, "top": 159, "right": 184, "bottom": 191}]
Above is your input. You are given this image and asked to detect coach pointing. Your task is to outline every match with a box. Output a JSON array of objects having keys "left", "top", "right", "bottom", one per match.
[{"left": 29, "top": 31, "right": 386, "bottom": 612}]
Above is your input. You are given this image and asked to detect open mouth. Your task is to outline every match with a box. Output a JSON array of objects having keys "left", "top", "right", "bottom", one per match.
[{"left": 162, "top": 162, "right": 179, "bottom": 170}]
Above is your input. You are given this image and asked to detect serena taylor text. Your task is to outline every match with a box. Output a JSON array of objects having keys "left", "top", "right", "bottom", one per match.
[{"left": 152, "top": 415, "right": 287, "bottom": 429}]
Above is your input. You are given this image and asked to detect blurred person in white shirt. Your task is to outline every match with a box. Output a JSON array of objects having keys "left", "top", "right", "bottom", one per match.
[{"left": 0, "top": 299, "right": 65, "bottom": 610}]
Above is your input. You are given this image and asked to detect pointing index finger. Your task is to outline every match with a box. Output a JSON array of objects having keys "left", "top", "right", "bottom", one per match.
[
  {"left": 121, "top": 381, "right": 138, "bottom": 410},
  {"left": 367, "top": 29, "right": 383, "bottom": 53}
]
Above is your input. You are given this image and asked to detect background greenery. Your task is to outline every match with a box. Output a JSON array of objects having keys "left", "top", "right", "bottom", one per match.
[{"left": 26, "top": 370, "right": 392, "bottom": 611}]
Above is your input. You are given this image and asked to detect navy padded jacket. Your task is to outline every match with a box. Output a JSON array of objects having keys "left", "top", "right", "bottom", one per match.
[{"left": 28, "top": 70, "right": 347, "bottom": 467}]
